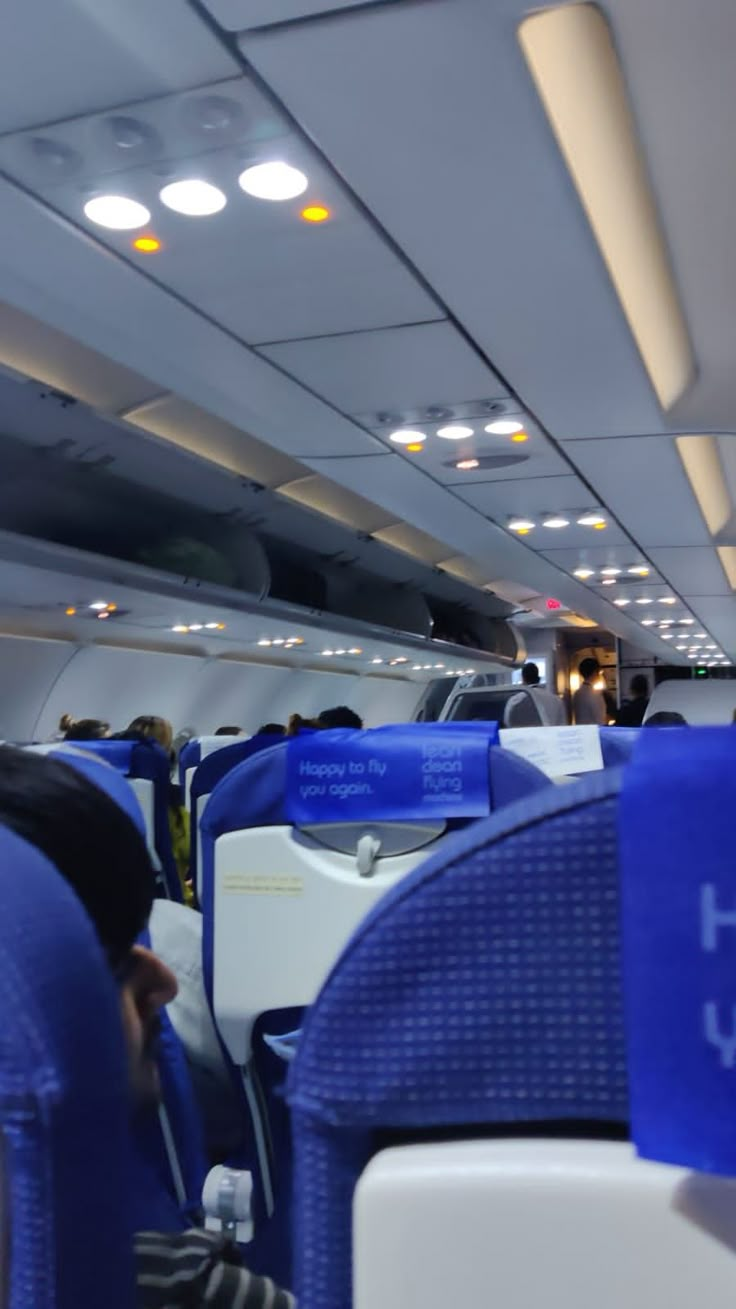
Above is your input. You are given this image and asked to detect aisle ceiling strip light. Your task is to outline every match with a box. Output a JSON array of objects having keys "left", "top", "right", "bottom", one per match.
[{"left": 519, "top": 3, "right": 694, "bottom": 410}]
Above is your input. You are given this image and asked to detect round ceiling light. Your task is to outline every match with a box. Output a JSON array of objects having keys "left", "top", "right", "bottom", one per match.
[
  {"left": 239, "top": 161, "right": 308, "bottom": 201},
  {"left": 577, "top": 513, "right": 606, "bottom": 527},
  {"left": 159, "top": 179, "right": 226, "bottom": 216},
  {"left": 484, "top": 419, "right": 525, "bottom": 436},
  {"left": 455, "top": 458, "right": 479, "bottom": 470},
  {"left": 84, "top": 194, "right": 150, "bottom": 230},
  {"left": 436, "top": 424, "right": 474, "bottom": 440},
  {"left": 509, "top": 518, "right": 535, "bottom": 533},
  {"left": 389, "top": 429, "right": 426, "bottom": 445},
  {"left": 573, "top": 568, "right": 594, "bottom": 579},
  {"left": 542, "top": 516, "right": 570, "bottom": 529}
]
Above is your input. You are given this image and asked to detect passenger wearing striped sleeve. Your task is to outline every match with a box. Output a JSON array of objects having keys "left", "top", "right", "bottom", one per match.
[{"left": 0, "top": 748, "right": 295, "bottom": 1309}]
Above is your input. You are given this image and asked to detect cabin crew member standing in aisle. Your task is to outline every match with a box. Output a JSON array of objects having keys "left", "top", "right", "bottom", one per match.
[{"left": 573, "top": 657, "right": 607, "bottom": 725}]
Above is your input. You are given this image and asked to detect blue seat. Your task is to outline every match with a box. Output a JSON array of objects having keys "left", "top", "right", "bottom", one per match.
[
  {"left": 0, "top": 826, "right": 136, "bottom": 1309},
  {"left": 33, "top": 746, "right": 209, "bottom": 1232},
  {"left": 28, "top": 743, "right": 148, "bottom": 839},
  {"left": 198, "top": 727, "right": 550, "bottom": 1282},
  {"left": 188, "top": 734, "right": 281, "bottom": 898},
  {"left": 288, "top": 724, "right": 736, "bottom": 1309},
  {"left": 68, "top": 739, "right": 181, "bottom": 900},
  {"left": 599, "top": 726, "right": 640, "bottom": 768}
]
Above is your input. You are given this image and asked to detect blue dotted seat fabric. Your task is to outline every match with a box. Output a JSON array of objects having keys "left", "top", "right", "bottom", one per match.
[
  {"left": 288, "top": 768, "right": 626, "bottom": 1309},
  {"left": 0, "top": 826, "right": 136, "bottom": 1309}
]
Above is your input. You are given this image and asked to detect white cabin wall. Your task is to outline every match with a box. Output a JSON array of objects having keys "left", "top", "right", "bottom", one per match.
[{"left": 0, "top": 635, "right": 423, "bottom": 741}]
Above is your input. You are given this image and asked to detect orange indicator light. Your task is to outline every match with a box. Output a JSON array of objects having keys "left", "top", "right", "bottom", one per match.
[
  {"left": 133, "top": 235, "right": 161, "bottom": 253},
  {"left": 406, "top": 442, "right": 424, "bottom": 453},
  {"left": 301, "top": 205, "right": 330, "bottom": 223},
  {"left": 511, "top": 431, "right": 529, "bottom": 443}
]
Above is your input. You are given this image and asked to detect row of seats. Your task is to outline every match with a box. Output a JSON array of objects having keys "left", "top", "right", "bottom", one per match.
[{"left": 11, "top": 720, "right": 727, "bottom": 1309}]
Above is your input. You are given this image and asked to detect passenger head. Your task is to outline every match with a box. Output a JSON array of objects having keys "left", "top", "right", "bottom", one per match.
[
  {"left": 317, "top": 706, "right": 364, "bottom": 730},
  {"left": 60, "top": 714, "right": 110, "bottom": 741},
  {"left": 579, "top": 657, "right": 600, "bottom": 684},
  {"left": 126, "top": 715, "right": 173, "bottom": 754},
  {"left": 214, "top": 725, "right": 242, "bottom": 736},
  {"left": 645, "top": 711, "right": 687, "bottom": 727},
  {"left": 0, "top": 747, "right": 176, "bottom": 1102},
  {"left": 257, "top": 723, "right": 286, "bottom": 736},
  {"left": 630, "top": 674, "right": 649, "bottom": 699},
  {"left": 286, "top": 714, "right": 322, "bottom": 736},
  {"left": 521, "top": 662, "right": 540, "bottom": 687}
]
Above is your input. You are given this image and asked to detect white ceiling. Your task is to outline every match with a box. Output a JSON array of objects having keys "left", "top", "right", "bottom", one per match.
[{"left": 0, "top": 0, "right": 730, "bottom": 661}]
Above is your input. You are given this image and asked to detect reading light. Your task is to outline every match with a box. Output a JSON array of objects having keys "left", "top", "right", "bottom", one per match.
[
  {"left": 484, "top": 419, "right": 525, "bottom": 435},
  {"left": 437, "top": 425, "right": 474, "bottom": 440},
  {"left": 573, "top": 568, "right": 594, "bottom": 579},
  {"left": 89, "top": 602, "right": 109, "bottom": 611},
  {"left": 577, "top": 513, "right": 607, "bottom": 527},
  {"left": 172, "top": 625, "right": 188, "bottom": 633},
  {"left": 84, "top": 195, "right": 150, "bottom": 230},
  {"left": 389, "top": 429, "right": 426, "bottom": 446},
  {"left": 239, "top": 161, "right": 308, "bottom": 201},
  {"left": 628, "top": 566, "right": 650, "bottom": 577},
  {"left": 613, "top": 598, "right": 630, "bottom": 606},
  {"left": 600, "top": 567, "right": 621, "bottom": 576},
  {"left": 509, "top": 519, "right": 536, "bottom": 533},
  {"left": 641, "top": 619, "right": 656, "bottom": 626},
  {"left": 542, "top": 516, "right": 570, "bottom": 529},
  {"left": 159, "top": 179, "right": 226, "bottom": 216},
  {"left": 456, "top": 458, "right": 480, "bottom": 470},
  {"left": 601, "top": 578, "right": 616, "bottom": 585}
]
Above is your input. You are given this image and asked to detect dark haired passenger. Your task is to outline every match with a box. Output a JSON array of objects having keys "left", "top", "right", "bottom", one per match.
[
  {"left": 317, "top": 705, "right": 363, "bottom": 730},
  {"left": 616, "top": 675, "right": 650, "bottom": 727},
  {"left": 0, "top": 747, "right": 292, "bottom": 1308},
  {"left": 645, "top": 711, "right": 688, "bottom": 727}
]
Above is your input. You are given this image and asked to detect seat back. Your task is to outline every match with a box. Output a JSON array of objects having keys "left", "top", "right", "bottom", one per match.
[
  {"left": 203, "top": 726, "right": 550, "bottom": 1065},
  {"left": 189, "top": 734, "right": 280, "bottom": 900},
  {"left": 25, "top": 743, "right": 148, "bottom": 839},
  {"left": 61, "top": 739, "right": 181, "bottom": 900},
  {"left": 179, "top": 735, "right": 248, "bottom": 805},
  {"left": 0, "top": 827, "right": 136, "bottom": 1309},
  {"left": 290, "top": 726, "right": 736, "bottom": 1309},
  {"left": 354, "top": 1140, "right": 736, "bottom": 1309}
]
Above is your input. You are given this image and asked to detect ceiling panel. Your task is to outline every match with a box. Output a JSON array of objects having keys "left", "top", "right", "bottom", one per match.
[
  {"left": 648, "top": 547, "right": 731, "bottom": 597},
  {"left": 202, "top": 0, "right": 394, "bottom": 29},
  {"left": 397, "top": 426, "right": 572, "bottom": 486},
  {"left": 541, "top": 544, "right": 656, "bottom": 573},
  {"left": 0, "top": 81, "right": 441, "bottom": 346},
  {"left": 0, "top": 0, "right": 236, "bottom": 135},
  {"left": 260, "top": 322, "right": 506, "bottom": 414},
  {"left": 242, "top": 0, "right": 666, "bottom": 439},
  {"left": 451, "top": 473, "right": 629, "bottom": 542},
  {"left": 682, "top": 596, "right": 736, "bottom": 658},
  {"left": 563, "top": 436, "right": 712, "bottom": 547}
]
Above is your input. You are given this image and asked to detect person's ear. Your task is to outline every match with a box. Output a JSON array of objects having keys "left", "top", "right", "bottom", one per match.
[{"left": 127, "top": 945, "right": 177, "bottom": 1016}]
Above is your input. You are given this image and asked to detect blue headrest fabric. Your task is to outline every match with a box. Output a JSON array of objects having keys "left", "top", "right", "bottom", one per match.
[
  {"left": 599, "top": 726, "right": 640, "bottom": 768},
  {"left": 191, "top": 734, "right": 280, "bottom": 804},
  {"left": 288, "top": 769, "right": 625, "bottom": 1309},
  {"left": 44, "top": 745, "right": 147, "bottom": 837},
  {"left": 0, "top": 826, "right": 136, "bottom": 1309},
  {"left": 75, "top": 739, "right": 181, "bottom": 901}
]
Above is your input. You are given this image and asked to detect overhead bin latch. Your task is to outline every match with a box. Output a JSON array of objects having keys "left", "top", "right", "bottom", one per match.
[{"left": 357, "top": 832, "right": 381, "bottom": 878}]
